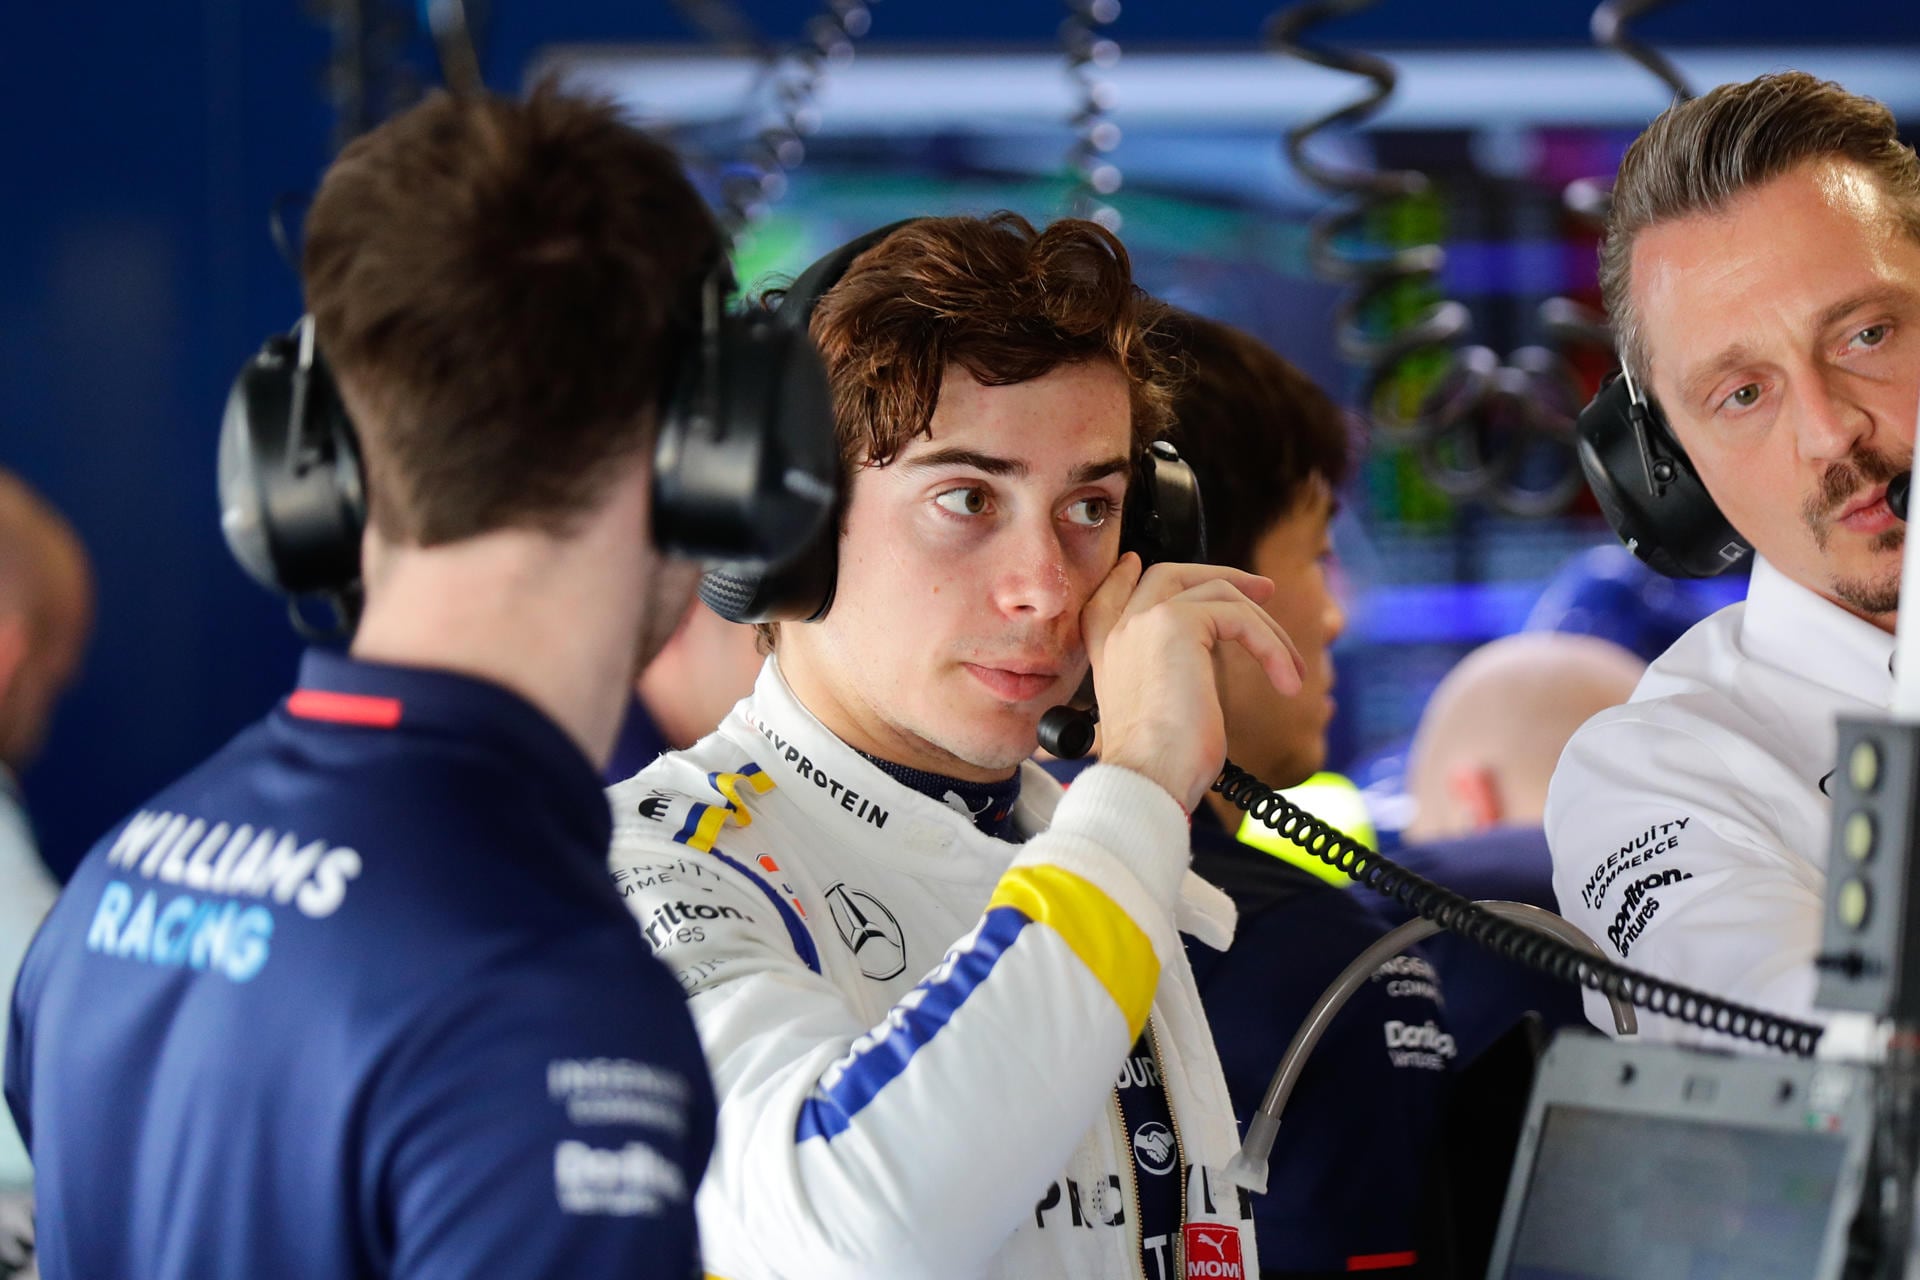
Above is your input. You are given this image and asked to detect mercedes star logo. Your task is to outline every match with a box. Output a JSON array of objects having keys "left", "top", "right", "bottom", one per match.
[{"left": 823, "top": 882, "right": 907, "bottom": 980}]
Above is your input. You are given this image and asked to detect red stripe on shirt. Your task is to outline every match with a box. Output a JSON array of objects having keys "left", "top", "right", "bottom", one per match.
[
  {"left": 287, "top": 689, "right": 403, "bottom": 728},
  {"left": 1347, "top": 1251, "right": 1418, "bottom": 1271}
]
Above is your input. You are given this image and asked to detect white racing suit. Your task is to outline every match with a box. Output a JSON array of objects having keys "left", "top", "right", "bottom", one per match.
[{"left": 608, "top": 659, "right": 1260, "bottom": 1280}]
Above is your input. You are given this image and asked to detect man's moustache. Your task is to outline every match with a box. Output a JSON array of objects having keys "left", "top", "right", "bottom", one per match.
[{"left": 1809, "top": 449, "right": 1910, "bottom": 524}]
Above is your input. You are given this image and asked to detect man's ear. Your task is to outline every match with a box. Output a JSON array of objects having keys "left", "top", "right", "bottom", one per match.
[
  {"left": 0, "top": 615, "right": 28, "bottom": 708},
  {"left": 1445, "top": 763, "right": 1503, "bottom": 833}
]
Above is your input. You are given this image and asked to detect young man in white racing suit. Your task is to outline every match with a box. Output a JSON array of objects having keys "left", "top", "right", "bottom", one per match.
[
  {"left": 1545, "top": 73, "right": 1920, "bottom": 1044},
  {"left": 609, "top": 214, "right": 1305, "bottom": 1279}
]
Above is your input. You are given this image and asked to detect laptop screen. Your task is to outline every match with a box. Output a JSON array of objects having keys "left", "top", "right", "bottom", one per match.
[
  {"left": 1486, "top": 1035, "right": 1872, "bottom": 1280},
  {"left": 1500, "top": 1104, "right": 1849, "bottom": 1279}
]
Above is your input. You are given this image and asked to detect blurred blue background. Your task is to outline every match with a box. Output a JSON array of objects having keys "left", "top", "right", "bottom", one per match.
[{"left": 3, "top": 1, "right": 1916, "bottom": 876}]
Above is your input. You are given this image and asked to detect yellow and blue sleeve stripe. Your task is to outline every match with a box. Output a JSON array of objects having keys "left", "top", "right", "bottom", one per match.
[
  {"left": 793, "top": 865, "right": 1157, "bottom": 1143},
  {"left": 985, "top": 865, "right": 1156, "bottom": 1036},
  {"left": 795, "top": 906, "right": 1024, "bottom": 1142}
]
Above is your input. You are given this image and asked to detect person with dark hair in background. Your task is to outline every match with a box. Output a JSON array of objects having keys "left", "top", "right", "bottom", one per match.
[
  {"left": 1546, "top": 72, "right": 1920, "bottom": 1045},
  {"left": 8, "top": 87, "right": 724, "bottom": 1278},
  {"left": 608, "top": 214, "right": 1301, "bottom": 1279},
  {"left": 1152, "top": 309, "right": 1453, "bottom": 1278},
  {"left": 0, "top": 469, "right": 92, "bottom": 1273}
]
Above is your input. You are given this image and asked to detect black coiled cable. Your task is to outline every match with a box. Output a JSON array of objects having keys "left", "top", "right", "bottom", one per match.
[{"left": 1214, "top": 760, "right": 1825, "bottom": 1056}]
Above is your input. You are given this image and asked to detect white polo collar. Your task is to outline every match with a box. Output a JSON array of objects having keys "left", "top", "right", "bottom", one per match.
[{"left": 1739, "top": 556, "right": 1895, "bottom": 711}]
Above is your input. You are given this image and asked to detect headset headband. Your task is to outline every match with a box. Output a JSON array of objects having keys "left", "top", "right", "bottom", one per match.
[{"left": 779, "top": 218, "right": 926, "bottom": 332}]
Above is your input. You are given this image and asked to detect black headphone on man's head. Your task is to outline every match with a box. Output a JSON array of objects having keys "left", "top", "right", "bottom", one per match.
[
  {"left": 219, "top": 316, "right": 366, "bottom": 603},
  {"left": 1574, "top": 363, "right": 1752, "bottom": 579},
  {"left": 218, "top": 254, "right": 840, "bottom": 622},
  {"left": 695, "top": 220, "right": 923, "bottom": 625}
]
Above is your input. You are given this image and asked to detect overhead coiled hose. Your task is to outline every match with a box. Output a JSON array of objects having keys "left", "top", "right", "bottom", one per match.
[
  {"left": 1523, "top": 0, "right": 1694, "bottom": 419},
  {"left": 1266, "top": 0, "right": 1467, "bottom": 440},
  {"left": 1214, "top": 760, "right": 1826, "bottom": 1055},
  {"left": 696, "top": 0, "right": 879, "bottom": 235},
  {"left": 1496, "top": 2, "right": 1693, "bottom": 515},
  {"left": 1591, "top": 0, "right": 1696, "bottom": 104},
  {"left": 1061, "top": 0, "right": 1125, "bottom": 231},
  {"left": 1536, "top": 172, "right": 1614, "bottom": 367},
  {"left": 670, "top": 0, "right": 772, "bottom": 57},
  {"left": 1267, "top": 0, "right": 1589, "bottom": 516}
]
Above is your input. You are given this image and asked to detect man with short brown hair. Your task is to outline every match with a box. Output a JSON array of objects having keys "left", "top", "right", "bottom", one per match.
[
  {"left": 1548, "top": 72, "right": 1920, "bottom": 1042},
  {"left": 9, "top": 86, "right": 726, "bottom": 1278},
  {"left": 609, "top": 214, "right": 1298, "bottom": 1278}
]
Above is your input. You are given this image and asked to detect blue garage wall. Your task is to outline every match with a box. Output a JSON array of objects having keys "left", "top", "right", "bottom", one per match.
[
  {"left": 2, "top": 0, "right": 1916, "bottom": 877},
  {"left": 1, "top": 2, "right": 333, "bottom": 877}
]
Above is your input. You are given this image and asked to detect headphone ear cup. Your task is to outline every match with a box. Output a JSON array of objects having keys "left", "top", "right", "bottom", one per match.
[
  {"left": 218, "top": 336, "right": 293, "bottom": 592},
  {"left": 688, "top": 311, "right": 841, "bottom": 624},
  {"left": 698, "top": 543, "right": 838, "bottom": 624},
  {"left": 653, "top": 310, "right": 837, "bottom": 572},
  {"left": 684, "top": 220, "right": 928, "bottom": 624},
  {"left": 218, "top": 331, "right": 366, "bottom": 597},
  {"left": 1575, "top": 376, "right": 1750, "bottom": 579},
  {"left": 1125, "top": 440, "right": 1207, "bottom": 568}
]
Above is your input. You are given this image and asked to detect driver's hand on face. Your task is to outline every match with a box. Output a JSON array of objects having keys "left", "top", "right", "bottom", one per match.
[{"left": 1083, "top": 552, "right": 1305, "bottom": 812}]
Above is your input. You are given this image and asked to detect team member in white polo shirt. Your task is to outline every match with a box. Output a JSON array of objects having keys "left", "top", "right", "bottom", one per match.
[{"left": 1547, "top": 72, "right": 1920, "bottom": 1042}]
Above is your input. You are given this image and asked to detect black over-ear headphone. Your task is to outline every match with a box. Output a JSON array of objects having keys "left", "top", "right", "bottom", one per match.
[
  {"left": 696, "top": 219, "right": 924, "bottom": 624},
  {"left": 218, "top": 316, "right": 366, "bottom": 602},
  {"left": 1574, "top": 364, "right": 1751, "bottom": 579},
  {"left": 218, "top": 258, "right": 839, "bottom": 620},
  {"left": 1035, "top": 438, "right": 1208, "bottom": 760}
]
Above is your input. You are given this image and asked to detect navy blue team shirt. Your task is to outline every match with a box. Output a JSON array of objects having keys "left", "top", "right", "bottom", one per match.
[
  {"left": 604, "top": 692, "right": 672, "bottom": 785},
  {"left": 1377, "top": 825, "right": 1587, "bottom": 1065},
  {"left": 1184, "top": 805, "right": 1451, "bottom": 1277},
  {"left": 6, "top": 650, "right": 713, "bottom": 1279}
]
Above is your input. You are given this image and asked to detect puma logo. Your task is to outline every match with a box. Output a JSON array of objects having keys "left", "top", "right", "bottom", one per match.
[{"left": 1191, "top": 1228, "right": 1231, "bottom": 1258}]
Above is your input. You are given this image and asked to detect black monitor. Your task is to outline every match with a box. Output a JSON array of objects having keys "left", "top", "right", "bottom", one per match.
[{"left": 1485, "top": 1033, "right": 1873, "bottom": 1280}]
